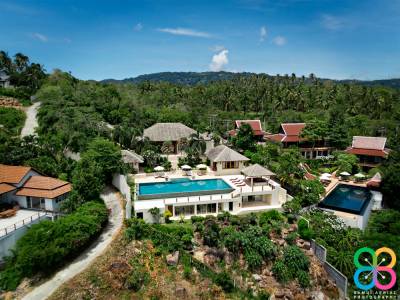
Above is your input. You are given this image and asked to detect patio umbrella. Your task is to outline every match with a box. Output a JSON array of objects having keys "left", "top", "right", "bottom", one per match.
[
  {"left": 181, "top": 165, "right": 192, "bottom": 170},
  {"left": 354, "top": 173, "right": 366, "bottom": 178},
  {"left": 154, "top": 166, "right": 164, "bottom": 171},
  {"left": 196, "top": 164, "right": 207, "bottom": 169},
  {"left": 319, "top": 173, "right": 332, "bottom": 181},
  {"left": 340, "top": 171, "right": 351, "bottom": 176}
]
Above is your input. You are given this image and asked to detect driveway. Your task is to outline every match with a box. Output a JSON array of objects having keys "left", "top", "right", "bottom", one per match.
[
  {"left": 21, "top": 186, "right": 123, "bottom": 300},
  {"left": 20, "top": 102, "right": 41, "bottom": 137}
]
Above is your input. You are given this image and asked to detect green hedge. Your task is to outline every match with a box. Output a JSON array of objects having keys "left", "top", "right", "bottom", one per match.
[{"left": 0, "top": 201, "right": 108, "bottom": 290}]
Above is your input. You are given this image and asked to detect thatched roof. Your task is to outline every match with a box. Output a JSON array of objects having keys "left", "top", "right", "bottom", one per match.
[
  {"left": 241, "top": 164, "right": 275, "bottom": 177},
  {"left": 143, "top": 123, "right": 196, "bottom": 142},
  {"left": 206, "top": 145, "right": 250, "bottom": 162},
  {"left": 121, "top": 150, "right": 144, "bottom": 164}
]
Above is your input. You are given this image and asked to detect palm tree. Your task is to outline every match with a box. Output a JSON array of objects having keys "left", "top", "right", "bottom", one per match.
[{"left": 188, "top": 132, "right": 206, "bottom": 156}]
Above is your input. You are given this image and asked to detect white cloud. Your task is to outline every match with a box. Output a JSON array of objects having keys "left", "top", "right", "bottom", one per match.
[
  {"left": 259, "top": 26, "right": 267, "bottom": 42},
  {"left": 273, "top": 36, "right": 286, "bottom": 46},
  {"left": 134, "top": 23, "right": 143, "bottom": 31},
  {"left": 31, "top": 32, "right": 48, "bottom": 42},
  {"left": 209, "top": 49, "right": 229, "bottom": 72},
  {"left": 157, "top": 27, "right": 212, "bottom": 38},
  {"left": 211, "top": 45, "right": 225, "bottom": 52},
  {"left": 321, "top": 14, "right": 344, "bottom": 30}
]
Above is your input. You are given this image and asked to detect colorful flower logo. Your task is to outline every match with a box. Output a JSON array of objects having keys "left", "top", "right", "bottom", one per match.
[{"left": 353, "top": 247, "right": 397, "bottom": 291}]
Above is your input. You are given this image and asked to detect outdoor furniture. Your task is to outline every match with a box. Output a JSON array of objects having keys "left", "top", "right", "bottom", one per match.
[
  {"left": 0, "top": 209, "right": 17, "bottom": 218},
  {"left": 154, "top": 166, "right": 165, "bottom": 178}
]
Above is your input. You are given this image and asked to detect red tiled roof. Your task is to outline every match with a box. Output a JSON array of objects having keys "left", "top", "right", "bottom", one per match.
[
  {"left": 235, "top": 120, "right": 264, "bottom": 136},
  {"left": 0, "top": 183, "right": 16, "bottom": 195},
  {"left": 16, "top": 176, "right": 71, "bottom": 199},
  {"left": 265, "top": 133, "right": 285, "bottom": 142},
  {"left": 351, "top": 136, "right": 387, "bottom": 150},
  {"left": 281, "top": 123, "right": 306, "bottom": 136},
  {"left": 345, "top": 147, "right": 389, "bottom": 158},
  {"left": 0, "top": 164, "right": 31, "bottom": 184},
  {"left": 304, "top": 172, "right": 317, "bottom": 180}
]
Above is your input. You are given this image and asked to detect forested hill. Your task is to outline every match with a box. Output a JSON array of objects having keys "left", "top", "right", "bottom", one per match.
[{"left": 102, "top": 71, "right": 400, "bottom": 89}]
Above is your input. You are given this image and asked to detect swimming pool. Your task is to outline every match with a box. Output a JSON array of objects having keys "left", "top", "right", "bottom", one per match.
[
  {"left": 138, "top": 178, "right": 234, "bottom": 200},
  {"left": 318, "top": 184, "right": 372, "bottom": 215}
]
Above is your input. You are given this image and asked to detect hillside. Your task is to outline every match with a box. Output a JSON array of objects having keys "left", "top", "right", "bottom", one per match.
[{"left": 102, "top": 71, "right": 400, "bottom": 89}]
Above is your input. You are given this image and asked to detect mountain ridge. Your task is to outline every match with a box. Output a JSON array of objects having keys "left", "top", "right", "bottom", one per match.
[{"left": 101, "top": 71, "right": 400, "bottom": 89}]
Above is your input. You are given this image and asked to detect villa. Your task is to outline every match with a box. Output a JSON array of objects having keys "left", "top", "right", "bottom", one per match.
[
  {"left": 133, "top": 146, "right": 289, "bottom": 223},
  {"left": 229, "top": 120, "right": 265, "bottom": 141},
  {"left": 0, "top": 70, "right": 11, "bottom": 88},
  {"left": 121, "top": 149, "right": 144, "bottom": 172},
  {"left": 143, "top": 122, "right": 196, "bottom": 154},
  {"left": 345, "top": 136, "right": 390, "bottom": 168},
  {"left": 265, "top": 123, "right": 333, "bottom": 159},
  {"left": 0, "top": 164, "right": 71, "bottom": 212}
]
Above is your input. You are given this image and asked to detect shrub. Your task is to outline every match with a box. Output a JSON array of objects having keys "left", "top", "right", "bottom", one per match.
[
  {"left": 298, "top": 228, "right": 315, "bottom": 241},
  {"left": 297, "top": 270, "right": 311, "bottom": 288},
  {"left": 272, "top": 260, "right": 290, "bottom": 283},
  {"left": 244, "top": 249, "right": 263, "bottom": 271},
  {"left": 125, "top": 218, "right": 150, "bottom": 240},
  {"left": 259, "top": 210, "right": 284, "bottom": 226},
  {"left": 0, "top": 201, "right": 108, "bottom": 290},
  {"left": 214, "top": 271, "right": 234, "bottom": 292},
  {"left": 283, "top": 246, "right": 310, "bottom": 276},
  {"left": 285, "top": 232, "right": 298, "bottom": 245},
  {"left": 191, "top": 215, "right": 205, "bottom": 224},
  {"left": 125, "top": 264, "right": 149, "bottom": 291}
]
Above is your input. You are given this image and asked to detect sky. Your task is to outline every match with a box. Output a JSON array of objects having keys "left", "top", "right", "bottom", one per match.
[{"left": 1, "top": 0, "right": 400, "bottom": 81}]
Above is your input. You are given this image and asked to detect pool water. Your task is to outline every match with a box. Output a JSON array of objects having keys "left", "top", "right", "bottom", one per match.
[
  {"left": 138, "top": 178, "right": 233, "bottom": 199},
  {"left": 319, "top": 184, "right": 372, "bottom": 215}
]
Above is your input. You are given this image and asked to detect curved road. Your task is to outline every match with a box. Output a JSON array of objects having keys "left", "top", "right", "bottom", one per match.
[
  {"left": 21, "top": 187, "right": 123, "bottom": 300},
  {"left": 20, "top": 102, "right": 41, "bottom": 137}
]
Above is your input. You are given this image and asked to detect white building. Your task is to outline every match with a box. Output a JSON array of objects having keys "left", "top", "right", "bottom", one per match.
[
  {"left": 0, "top": 165, "right": 71, "bottom": 212},
  {"left": 133, "top": 161, "right": 289, "bottom": 223}
]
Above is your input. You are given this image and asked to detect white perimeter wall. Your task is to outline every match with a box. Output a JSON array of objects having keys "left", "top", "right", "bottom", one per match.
[{"left": 112, "top": 173, "right": 131, "bottom": 218}]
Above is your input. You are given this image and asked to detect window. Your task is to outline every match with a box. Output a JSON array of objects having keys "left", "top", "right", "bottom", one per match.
[
  {"left": 218, "top": 203, "right": 224, "bottom": 212},
  {"left": 197, "top": 203, "right": 216, "bottom": 214},
  {"left": 223, "top": 161, "right": 239, "bottom": 169},
  {"left": 174, "top": 205, "right": 195, "bottom": 216},
  {"left": 136, "top": 212, "right": 143, "bottom": 219},
  {"left": 229, "top": 202, "right": 233, "bottom": 211}
]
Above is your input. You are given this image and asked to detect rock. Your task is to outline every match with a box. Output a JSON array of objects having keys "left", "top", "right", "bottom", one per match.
[
  {"left": 277, "top": 239, "right": 286, "bottom": 247},
  {"left": 166, "top": 251, "right": 180, "bottom": 266},
  {"left": 303, "top": 241, "right": 311, "bottom": 250},
  {"left": 275, "top": 290, "right": 285, "bottom": 298},
  {"left": 224, "top": 252, "right": 234, "bottom": 265},
  {"left": 310, "top": 291, "right": 325, "bottom": 300},
  {"left": 252, "top": 274, "right": 262, "bottom": 282},
  {"left": 175, "top": 286, "right": 188, "bottom": 298},
  {"left": 109, "top": 261, "right": 130, "bottom": 271}
]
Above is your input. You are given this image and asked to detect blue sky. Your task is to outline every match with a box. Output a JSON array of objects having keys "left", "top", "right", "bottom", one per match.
[{"left": 1, "top": 0, "right": 399, "bottom": 80}]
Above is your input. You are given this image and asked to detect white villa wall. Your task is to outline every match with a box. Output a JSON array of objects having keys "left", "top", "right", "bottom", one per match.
[
  {"left": 13, "top": 195, "right": 27, "bottom": 208},
  {"left": 112, "top": 173, "right": 132, "bottom": 219},
  {"left": 213, "top": 161, "right": 246, "bottom": 176}
]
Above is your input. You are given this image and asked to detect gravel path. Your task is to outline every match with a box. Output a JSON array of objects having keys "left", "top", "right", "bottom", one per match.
[
  {"left": 21, "top": 186, "right": 123, "bottom": 300},
  {"left": 20, "top": 102, "right": 41, "bottom": 137}
]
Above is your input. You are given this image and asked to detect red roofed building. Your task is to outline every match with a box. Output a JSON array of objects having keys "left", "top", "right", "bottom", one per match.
[
  {"left": 0, "top": 164, "right": 70, "bottom": 212},
  {"left": 229, "top": 120, "right": 265, "bottom": 141},
  {"left": 265, "top": 123, "right": 334, "bottom": 159},
  {"left": 346, "top": 136, "right": 390, "bottom": 168}
]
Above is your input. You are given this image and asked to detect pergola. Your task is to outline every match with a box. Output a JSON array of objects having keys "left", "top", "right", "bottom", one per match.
[{"left": 241, "top": 164, "right": 275, "bottom": 186}]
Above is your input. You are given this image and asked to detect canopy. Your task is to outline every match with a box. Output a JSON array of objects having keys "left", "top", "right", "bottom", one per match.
[
  {"left": 354, "top": 173, "right": 366, "bottom": 178},
  {"left": 154, "top": 166, "right": 164, "bottom": 171},
  {"left": 241, "top": 164, "right": 275, "bottom": 178},
  {"left": 340, "top": 171, "right": 351, "bottom": 176},
  {"left": 320, "top": 173, "right": 332, "bottom": 181},
  {"left": 369, "top": 172, "right": 382, "bottom": 182},
  {"left": 196, "top": 164, "right": 207, "bottom": 169},
  {"left": 181, "top": 165, "right": 192, "bottom": 170}
]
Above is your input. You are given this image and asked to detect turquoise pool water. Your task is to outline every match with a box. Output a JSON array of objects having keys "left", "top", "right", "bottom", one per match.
[
  {"left": 138, "top": 178, "right": 233, "bottom": 199},
  {"left": 319, "top": 184, "right": 371, "bottom": 215}
]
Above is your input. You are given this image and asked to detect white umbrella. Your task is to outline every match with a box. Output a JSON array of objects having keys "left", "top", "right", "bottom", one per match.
[
  {"left": 319, "top": 174, "right": 332, "bottom": 181},
  {"left": 196, "top": 164, "right": 207, "bottom": 169},
  {"left": 321, "top": 173, "right": 332, "bottom": 178},
  {"left": 181, "top": 165, "right": 192, "bottom": 170},
  {"left": 154, "top": 166, "right": 164, "bottom": 171},
  {"left": 340, "top": 171, "right": 351, "bottom": 176},
  {"left": 354, "top": 173, "right": 366, "bottom": 178}
]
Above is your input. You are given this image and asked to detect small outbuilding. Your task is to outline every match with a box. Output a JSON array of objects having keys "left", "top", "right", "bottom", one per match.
[
  {"left": 206, "top": 145, "right": 249, "bottom": 175},
  {"left": 241, "top": 164, "right": 275, "bottom": 186},
  {"left": 121, "top": 150, "right": 144, "bottom": 172}
]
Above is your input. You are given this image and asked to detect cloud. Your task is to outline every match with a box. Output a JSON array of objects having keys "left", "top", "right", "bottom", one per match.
[
  {"left": 31, "top": 33, "right": 48, "bottom": 42},
  {"left": 272, "top": 36, "right": 286, "bottom": 46},
  {"left": 259, "top": 26, "right": 267, "bottom": 42},
  {"left": 210, "top": 45, "right": 226, "bottom": 52},
  {"left": 134, "top": 23, "right": 143, "bottom": 31},
  {"left": 321, "top": 14, "right": 344, "bottom": 30},
  {"left": 157, "top": 27, "right": 212, "bottom": 38},
  {"left": 209, "top": 49, "right": 229, "bottom": 72}
]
